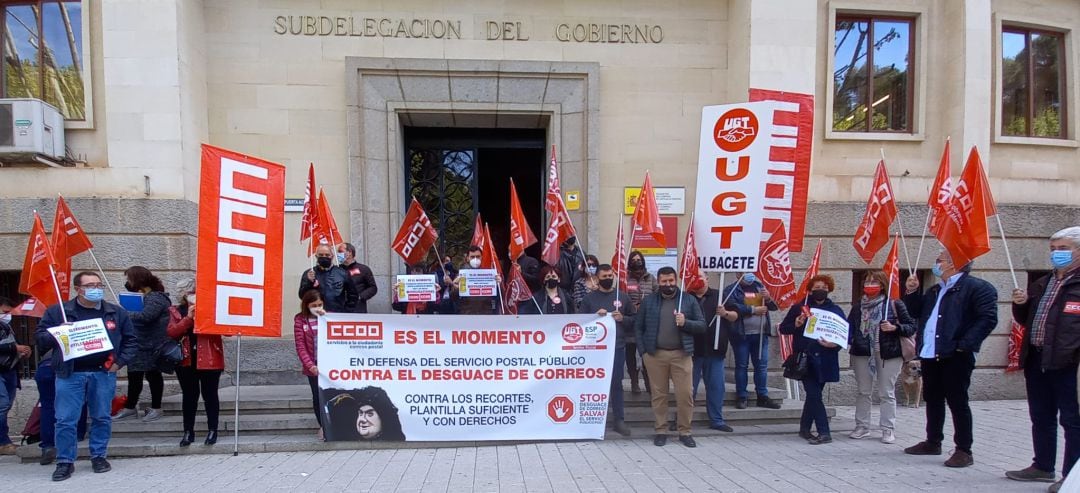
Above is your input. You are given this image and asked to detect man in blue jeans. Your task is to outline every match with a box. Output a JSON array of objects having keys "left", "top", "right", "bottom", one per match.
[
  {"left": 579, "top": 264, "right": 635, "bottom": 436},
  {"left": 35, "top": 353, "right": 89, "bottom": 465},
  {"left": 723, "top": 274, "right": 782, "bottom": 409},
  {"left": 690, "top": 280, "right": 737, "bottom": 432},
  {"left": 37, "top": 272, "right": 138, "bottom": 481},
  {"left": 0, "top": 296, "right": 32, "bottom": 455}
]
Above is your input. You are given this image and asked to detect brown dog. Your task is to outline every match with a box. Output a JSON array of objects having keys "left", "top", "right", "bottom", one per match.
[{"left": 901, "top": 360, "right": 923, "bottom": 408}]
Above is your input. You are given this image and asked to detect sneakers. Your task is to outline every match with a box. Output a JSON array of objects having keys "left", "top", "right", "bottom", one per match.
[
  {"left": 39, "top": 447, "right": 57, "bottom": 465},
  {"left": 881, "top": 429, "right": 896, "bottom": 444},
  {"left": 1005, "top": 466, "right": 1055, "bottom": 483},
  {"left": 91, "top": 457, "right": 112, "bottom": 473},
  {"left": 0, "top": 443, "right": 17, "bottom": 455},
  {"left": 111, "top": 408, "right": 137, "bottom": 421},
  {"left": 756, "top": 397, "right": 782, "bottom": 409},
  {"left": 848, "top": 426, "right": 870, "bottom": 439},
  {"left": 903, "top": 441, "right": 942, "bottom": 455},
  {"left": 52, "top": 462, "right": 74, "bottom": 481},
  {"left": 944, "top": 449, "right": 974, "bottom": 468},
  {"left": 653, "top": 434, "right": 667, "bottom": 446},
  {"left": 142, "top": 408, "right": 163, "bottom": 422},
  {"left": 735, "top": 398, "right": 748, "bottom": 409},
  {"left": 613, "top": 420, "right": 632, "bottom": 436}
]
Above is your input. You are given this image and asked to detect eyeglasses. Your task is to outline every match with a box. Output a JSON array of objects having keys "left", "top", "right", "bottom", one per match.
[{"left": 79, "top": 283, "right": 106, "bottom": 289}]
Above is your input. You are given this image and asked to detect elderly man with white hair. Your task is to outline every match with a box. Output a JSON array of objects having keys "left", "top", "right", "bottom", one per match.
[{"left": 1006, "top": 226, "right": 1080, "bottom": 493}]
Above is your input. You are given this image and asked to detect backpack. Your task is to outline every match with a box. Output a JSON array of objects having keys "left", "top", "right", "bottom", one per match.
[{"left": 20, "top": 401, "right": 41, "bottom": 445}]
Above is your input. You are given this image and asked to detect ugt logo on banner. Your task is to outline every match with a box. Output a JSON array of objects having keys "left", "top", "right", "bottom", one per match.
[
  {"left": 195, "top": 144, "right": 285, "bottom": 337},
  {"left": 694, "top": 102, "right": 778, "bottom": 272}
]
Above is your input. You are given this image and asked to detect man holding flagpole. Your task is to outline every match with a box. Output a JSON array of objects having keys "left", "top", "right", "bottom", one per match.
[
  {"left": 299, "top": 244, "right": 359, "bottom": 313},
  {"left": 724, "top": 273, "right": 782, "bottom": 410}
]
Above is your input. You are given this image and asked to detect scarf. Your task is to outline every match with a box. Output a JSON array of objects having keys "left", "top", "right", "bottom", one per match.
[{"left": 860, "top": 295, "right": 886, "bottom": 361}]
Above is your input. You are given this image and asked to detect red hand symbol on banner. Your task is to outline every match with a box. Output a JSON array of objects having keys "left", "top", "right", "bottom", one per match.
[{"left": 547, "top": 395, "right": 574, "bottom": 424}]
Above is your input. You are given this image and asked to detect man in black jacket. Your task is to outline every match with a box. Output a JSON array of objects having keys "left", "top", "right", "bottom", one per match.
[
  {"left": 690, "top": 280, "right": 736, "bottom": 432},
  {"left": 904, "top": 252, "right": 998, "bottom": 468},
  {"left": 299, "top": 244, "right": 359, "bottom": 313},
  {"left": 338, "top": 242, "right": 378, "bottom": 313},
  {"left": 0, "top": 296, "right": 31, "bottom": 456},
  {"left": 579, "top": 264, "right": 635, "bottom": 436},
  {"left": 556, "top": 236, "right": 585, "bottom": 293},
  {"left": 1006, "top": 227, "right": 1080, "bottom": 491}
]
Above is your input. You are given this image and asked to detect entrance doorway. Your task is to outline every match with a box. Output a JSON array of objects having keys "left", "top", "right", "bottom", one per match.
[{"left": 404, "top": 127, "right": 546, "bottom": 267}]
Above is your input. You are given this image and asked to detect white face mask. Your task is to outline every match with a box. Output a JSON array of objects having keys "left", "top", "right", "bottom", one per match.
[
  {"left": 185, "top": 294, "right": 196, "bottom": 305},
  {"left": 311, "top": 306, "right": 326, "bottom": 317},
  {"left": 0, "top": 314, "right": 10, "bottom": 324},
  {"left": 469, "top": 258, "right": 482, "bottom": 268}
]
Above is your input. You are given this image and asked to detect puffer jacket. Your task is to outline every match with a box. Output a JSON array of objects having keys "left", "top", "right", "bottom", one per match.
[
  {"left": 634, "top": 288, "right": 707, "bottom": 355},
  {"left": 128, "top": 291, "right": 172, "bottom": 371},
  {"left": 847, "top": 298, "right": 917, "bottom": 360},
  {"left": 166, "top": 304, "right": 225, "bottom": 371}
]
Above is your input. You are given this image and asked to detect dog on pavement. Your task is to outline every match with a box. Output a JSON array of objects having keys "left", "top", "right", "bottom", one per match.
[{"left": 901, "top": 360, "right": 923, "bottom": 408}]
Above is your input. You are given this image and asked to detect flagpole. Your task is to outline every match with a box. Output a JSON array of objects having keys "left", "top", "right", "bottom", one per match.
[
  {"left": 233, "top": 334, "right": 242, "bottom": 456},
  {"left": 86, "top": 248, "right": 118, "bottom": 302},
  {"left": 615, "top": 215, "right": 623, "bottom": 307},
  {"left": 714, "top": 272, "right": 724, "bottom": 351},
  {"left": 994, "top": 214, "right": 1019, "bottom": 289},
  {"left": 913, "top": 208, "right": 932, "bottom": 276},
  {"left": 882, "top": 148, "right": 915, "bottom": 276},
  {"left": 884, "top": 272, "right": 893, "bottom": 320},
  {"left": 47, "top": 263, "right": 68, "bottom": 324}
]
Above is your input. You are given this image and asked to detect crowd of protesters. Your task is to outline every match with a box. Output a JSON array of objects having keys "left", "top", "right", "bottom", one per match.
[{"left": 2, "top": 227, "right": 1079, "bottom": 493}]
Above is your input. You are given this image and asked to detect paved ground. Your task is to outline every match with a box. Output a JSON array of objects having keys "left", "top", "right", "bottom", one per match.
[{"left": 0, "top": 400, "right": 1067, "bottom": 492}]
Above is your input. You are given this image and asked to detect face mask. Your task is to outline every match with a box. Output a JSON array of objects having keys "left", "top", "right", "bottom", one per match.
[
  {"left": 660, "top": 285, "right": 677, "bottom": 297},
  {"left": 185, "top": 294, "right": 196, "bottom": 305},
  {"left": 598, "top": 278, "right": 614, "bottom": 290},
  {"left": 586, "top": 266, "right": 598, "bottom": 276},
  {"left": 84, "top": 288, "right": 105, "bottom": 303},
  {"left": 742, "top": 274, "right": 757, "bottom": 285},
  {"left": 931, "top": 262, "right": 944, "bottom": 278},
  {"left": 630, "top": 260, "right": 644, "bottom": 269},
  {"left": 336, "top": 252, "right": 347, "bottom": 264},
  {"left": 469, "top": 258, "right": 482, "bottom": 269},
  {"left": 317, "top": 257, "right": 333, "bottom": 269},
  {"left": 863, "top": 285, "right": 882, "bottom": 298},
  {"left": 545, "top": 279, "right": 559, "bottom": 289},
  {"left": 0, "top": 314, "right": 10, "bottom": 324},
  {"left": 1052, "top": 250, "right": 1074, "bottom": 269},
  {"left": 124, "top": 282, "right": 134, "bottom": 292},
  {"left": 310, "top": 307, "right": 326, "bottom": 317},
  {"left": 811, "top": 289, "right": 828, "bottom": 303}
]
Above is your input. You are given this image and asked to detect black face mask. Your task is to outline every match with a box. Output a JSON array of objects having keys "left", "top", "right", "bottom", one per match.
[
  {"left": 660, "top": 285, "right": 677, "bottom": 297},
  {"left": 598, "top": 278, "right": 614, "bottom": 290},
  {"left": 545, "top": 279, "right": 559, "bottom": 289},
  {"left": 811, "top": 289, "right": 829, "bottom": 303},
  {"left": 124, "top": 282, "right": 134, "bottom": 292},
  {"left": 317, "top": 257, "right": 333, "bottom": 269},
  {"left": 629, "top": 260, "right": 645, "bottom": 270}
]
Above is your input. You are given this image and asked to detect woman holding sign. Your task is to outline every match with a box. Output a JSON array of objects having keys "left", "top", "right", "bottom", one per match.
[
  {"left": 847, "top": 271, "right": 917, "bottom": 445},
  {"left": 779, "top": 275, "right": 844, "bottom": 445}
]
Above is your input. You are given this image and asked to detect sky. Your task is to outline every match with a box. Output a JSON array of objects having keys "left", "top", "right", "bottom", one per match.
[{"left": 6, "top": 2, "right": 83, "bottom": 69}]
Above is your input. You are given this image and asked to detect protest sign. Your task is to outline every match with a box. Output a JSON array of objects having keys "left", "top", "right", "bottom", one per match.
[
  {"left": 47, "top": 318, "right": 113, "bottom": 361},
  {"left": 803, "top": 308, "right": 850, "bottom": 349},
  {"left": 395, "top": 274, "right": 437, "bottom": 303},
  {"left": 457, "top": 269, "right": 498, "bottom": 297},
  {"left": 317, "top": 313, "right": 615, "bottom": 441}
]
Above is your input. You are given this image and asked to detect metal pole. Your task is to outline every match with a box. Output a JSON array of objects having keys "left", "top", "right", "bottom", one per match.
[
  {"left": 232, "top": 335, "right": 241, "bottom": 456},
  {"left": 86, "top": 248, "right": 118, "bottom": 302},
  {"left": 713, "top": 272, "right": 725, "bottom": 351},
  {"left": 994, "top": 214, "right": 1020, "bottom": 289},
  {"left": 47, "top": 264, "right": 67, "bottom": 324},
  {"left": 913, "top": 208, "right": 933, "bottom": 275}
]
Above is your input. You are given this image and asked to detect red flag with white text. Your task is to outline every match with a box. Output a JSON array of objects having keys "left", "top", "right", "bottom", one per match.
[
  {"left": 632, "top": 171, "right": 666, "bottom": 246},
  {"left": 313, "top": 188, "right": 342, "bottom": 252},
  {"left": 51, "top": 196, "right": 93, "bottom": 300},
  {"left": 883, "top": 235, "right": 901, "bottom": 300},
  {"left": 540, "top": 192, "right": 576, "bottom": 266},
  {"left": 19, "top": 213, "right": 60, "bottom": 307},
  {"left": 612, "top": 218, "right": 628, "bottom": 293},
  {"left": 391, "top": 198, "right": 439, "bottom": 266},
  {"left": 300, "top": 163, "right": 316, "bottom": 242},
  {"left": 1006, "top": 320, "right": 1025, "bottom": 372},
  {"left": 928, "top": 140, "right": 954, "bottom": 237},
  {"left": 508, "top": 179, "right": 537, "bottom": 260},
  {"left": 680, "top": 212, "right": 705, "bottom": 291},
  {"left": 796, "top": 239, "right": 822, "bottom": 302},
  {"left": 755, "top": 223, "right": 797, "bottom": 309},
  {"left": 853, "top": 160, "right": 898, "bottom": 263},
  {"left": 504, "top": 262, "right": 533, "bottom": 314},
  {"left": 934, "top": 147, "right": 994, "bottom": 266}
]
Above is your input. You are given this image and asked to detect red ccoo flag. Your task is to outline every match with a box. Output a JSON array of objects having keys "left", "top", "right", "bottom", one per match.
[
  {"left": 391, "top": 198, "right": 438, "bottom": 265},
  {"left": 313, "top": 188, "right": 342, "bottom": 253},
  {"left": 504, "top": 262, "right": 533, "bottom": 314},
  {"left": 883, "top": 235, "right": 901, "bottom": 300},
  {"left": 934, "top": 147, "right": 994, "bottom": 266},
  {"left": 545, "top": 145, "right": 562, "bottom": 214},
  {"left": 508, "top": 179, "right": 537, "bottom": 260},
  {"left": 18, "top": 213, "right": 61, "bottom": 307},
  {"left": 540, "top": 189, "right": 577, "bottom": 266},
  {"left": 755, "top": 223, "right": 798, "bottom": 309},
  {"left": 612, "top": 218, "right": 628, "bottom": 293},
  {"left": 796, "top": 239, "right": 823, "bottom": 301},
  {"left": 300, "top": 163, "right": 317, "bottom": 243},
  {"left": 631, "top": 171, "right": 665, "bottom": 246},
  {"left": 853, "top": 160, "right": 898, "bottom": 263},
  {"left": 471, "top": 213, "right": 485, "bottom": 250},
  {"left": 52, "top": 196, "right": 93, "bottom": 300},
  {"left": 928, "top": 140, "right": 954, "bottom": 237},
  {"left": 482, "top": 223, "right": 503, "bottom": 276},
  {"left": 680, "top": 212, "right": 706, "bottom": 291}
]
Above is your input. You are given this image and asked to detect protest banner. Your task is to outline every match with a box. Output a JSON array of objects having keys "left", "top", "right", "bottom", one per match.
[
  {"left": 195, "top": 144, "right": 285, "bottom": 337},
  {"left": 47, "top": 318, "right": 113, "bottom": 361},
  {"left": 457, "top": 269, "right": 498, "bottom": 297},
  {"left": 694, "top": 101, "right": 779, "bottom": 272},
  {"left": 803, "top": 308, "right": 850, "bottom": 349},
  {"left": 317, "top": 313, "right": 615, "bottom": 441},
  {"left": 395, "top": 274, "right": 437, "bottom": 303}
]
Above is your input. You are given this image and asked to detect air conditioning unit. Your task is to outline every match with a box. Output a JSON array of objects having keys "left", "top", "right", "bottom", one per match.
[{"left": 0, "top": 98, "right": 67, "bottom": 166}]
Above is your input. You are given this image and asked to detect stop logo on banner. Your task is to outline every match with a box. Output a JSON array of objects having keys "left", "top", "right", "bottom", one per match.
[{"left": 547, "top": 395, "right": 574, "bottom": 424}]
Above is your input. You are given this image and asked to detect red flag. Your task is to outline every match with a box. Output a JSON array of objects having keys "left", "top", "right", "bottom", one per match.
[
  {"left": 1006, "top": 320, "right": 1026, "bottom": 372},
  {"left": 52, "top": 196, "right": 92, "bottom": 300},
  {"left": 300, "top": 163, "right": 317, "bottom": 242},
  {"left": 540, "top": 192, "right": 576, "bottom": 266},
  {"left": 934, "top": 147, "right": 994, "bottom": 266},
  {"left": 508, "top": 179, "right": 537, "bottom": 260},
  {"left": 612, "top": 218, "right": 628, "bottom": 293},
  {"left": 779, "top": 333, "right": 794, "bottom": 361},
  {"left": 11, "top": 297, "right": 46, "bottom": 318},
  {"left": 756, "top": 223, "right": 797, "bottom": 309},
  {"left": 313, "top": 188, "right": 342, "bottom": 253},
  {"left": 928, "top": 140, "right": 953, "bottom": 237},
  {"left": 631, "top": 172, "right": 665, "bottom": 246},
  {"left": 853, "top": 160, "right": 898, "bottom": 263},
  {"left": 18, "top": 213, "right": 61, "bottom": 307},
  {"left": 504, "top": 262, "right": 533, "bottom": 314},
  {"left": 680, "top": 212, "right": 705, "bottom": 291},
  {"left": 471, "top": 213, "right": 485, "bottom": 250},
  {"left": 796, "top": 239, "right": 823, "bottom": 301},
  {"left": 545, "top": 145, "right": 562, "bottom": 214},
  {"left": 392, "top": 198, "right": 439, "bottom": 265},
  {"left": 883, "top": 235, "right": 901, "bottom": 300},
  {"left": 482, "top": 223, "right": 502, "bottom": 276}
]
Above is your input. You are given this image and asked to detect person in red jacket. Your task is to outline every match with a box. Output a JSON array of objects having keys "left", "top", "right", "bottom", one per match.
[
  {"left": 295, "top": 289, "right": 325, "bottom": 440},
  {"left": 166, "top": 279, "right": 225, "bottom": 447}
]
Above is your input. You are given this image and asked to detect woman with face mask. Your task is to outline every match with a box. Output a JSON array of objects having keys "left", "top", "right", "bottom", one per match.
[
  {"left": 573, "top": 254, "right": 601, "bottom": 311},
  {"left": 779, "top": 274, "right": 846, "bottom": 445},
  {"left": 295, "top": 289, "right": 327, "bottom": 440},
  {"left": 625, "top": 250, "right": 656, "bottom": 394},
  {"left": 166, "top": 278, "right": 225, "bottom": 447},
  {"left": 846, "top": 270, "right": 917, "bottom": 445},
  {"left": 519, "top": 265, "right": 575, "bottom": 315},
  {"left": 112, "top": 266, "right": 170, "bottom": 423}
]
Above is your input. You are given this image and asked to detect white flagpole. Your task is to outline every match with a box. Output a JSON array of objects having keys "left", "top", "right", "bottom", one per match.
[
  {"left": 615, "top": 215, "right": 624, "bottom": 307},
  {"left": 47, "top": 264, "right": 68, "bottom": 324},
  {"left": 233, "top": 335, "right": 242, "bottom": 456},
  {"left": 913, "top": 208, "right": 932, "bottom": 276},
  {"left": 86, "top": 248, "right": 118, "bottom": 302},
  {"left": 995, "top": 214, "right": 1019, "bottom": 289},
  {"left": 882, "top": 148, "right": 914, "bottom": 275},
  {"left": 714, "top": 272, "right": 725, "bottom": 351}
]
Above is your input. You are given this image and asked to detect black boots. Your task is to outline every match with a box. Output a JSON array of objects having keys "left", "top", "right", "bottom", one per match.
[
  {"left": 179, "top": 430, "right": 195, "bottom": 447},
  {"left": 205, "top": 430, "right": 218, "bottom": 446}
]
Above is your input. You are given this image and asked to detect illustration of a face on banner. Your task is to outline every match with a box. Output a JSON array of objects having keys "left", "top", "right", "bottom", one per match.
[{"left": 321, "top": 387, "right": 406, "bottom": 441}]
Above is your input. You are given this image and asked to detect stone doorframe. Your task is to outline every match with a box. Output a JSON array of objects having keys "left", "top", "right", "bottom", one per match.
[{"left": 344, "top": 57, "right": 599, "bottom": 311}]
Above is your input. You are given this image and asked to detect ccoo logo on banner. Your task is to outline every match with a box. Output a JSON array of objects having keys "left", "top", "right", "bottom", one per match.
[
  {"left": 694, "top": 102, "right": 779, "bottom": 272},
  {"left": 195, "top": 144, "right": 286, "bottom": 337}
]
